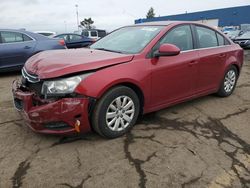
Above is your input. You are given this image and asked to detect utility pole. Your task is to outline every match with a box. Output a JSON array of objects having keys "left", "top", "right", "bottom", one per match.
[
  {"left": 64, "top": 21, "right": 67, "bottom": 32},
  {"left": 75, "top": 4, "right": 79, "bottom": 32}
]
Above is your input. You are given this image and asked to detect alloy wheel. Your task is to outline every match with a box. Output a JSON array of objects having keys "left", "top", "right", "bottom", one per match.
[
  {"left": 106, "top": 96, "right": 135, "bottom": 131},
  {"left": 224, "top": 70, "right": 236, "bottom": 93}
]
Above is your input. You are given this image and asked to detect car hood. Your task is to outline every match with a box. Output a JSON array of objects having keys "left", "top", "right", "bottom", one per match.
[{"left": 25, "top": 48, "right": 134, "bottom": 79}]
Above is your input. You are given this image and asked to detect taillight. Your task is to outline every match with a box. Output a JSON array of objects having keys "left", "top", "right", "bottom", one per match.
[{"left": 58, "top": 39, "right": 65, "bottom": 46}]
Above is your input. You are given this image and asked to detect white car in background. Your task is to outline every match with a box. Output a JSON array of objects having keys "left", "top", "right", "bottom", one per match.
[
  {"left": 34, "top": 31, "right": 57, "bottom": 38},
  {"left": 81, "top": 29, "right": 106, "bottom": 40},
  {"left": 224, "top": 30, "right": 244, "bottom": 40}
]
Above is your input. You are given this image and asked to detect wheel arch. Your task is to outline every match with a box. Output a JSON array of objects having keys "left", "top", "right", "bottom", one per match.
[
  {"left": 95, "top": 81, "right": 145, "bottom": 115},
  {"left": 225, "top": 54, "right": 242, "bottom": 75},
  {"left": 231, "top": 63, "right": 240, "bottom": 75},
  {"left": 118, "top": 82, "right": 145, "bottom": 115}
]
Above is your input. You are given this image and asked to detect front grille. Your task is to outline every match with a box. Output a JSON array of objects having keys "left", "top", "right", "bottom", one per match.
[
  {"left": 21, "top": 68, "right": 43, "bottom": 96},
  {"left": 234, "top": 40, "right": 247, "bottom": 45},
  {"left": 21, "top": 68, "right": 40, "bottom": 83}
]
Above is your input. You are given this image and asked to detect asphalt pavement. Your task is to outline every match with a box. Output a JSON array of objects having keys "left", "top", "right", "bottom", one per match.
[{"left": 0, "top": 51, "right": 249, "bottom": 188}]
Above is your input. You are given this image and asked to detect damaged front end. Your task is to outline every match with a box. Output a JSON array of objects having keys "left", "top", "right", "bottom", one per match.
[{"left": 12, "top": 68, "right": 92, "bottom": 135}]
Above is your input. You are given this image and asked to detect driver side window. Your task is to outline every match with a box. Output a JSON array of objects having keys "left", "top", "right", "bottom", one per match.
[{"left": 160, "top": 25, "right": 193, "bottom": 51}]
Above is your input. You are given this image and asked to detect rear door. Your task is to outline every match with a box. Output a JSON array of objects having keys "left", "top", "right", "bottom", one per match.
[
  {"left": 193, "top": 25, "right": 228, "bottom": 93},
  {"left": 67, "top": 34, "right": 85, "bottom": 48},
  {"left": 150, "top": 24, "right": 199, "bottom": 106},
  {"left": 0, "top": 31, "right": 36, "bottom": 69}
]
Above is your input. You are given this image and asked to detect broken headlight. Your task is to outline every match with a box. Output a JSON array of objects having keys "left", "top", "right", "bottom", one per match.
[{"left": 41, "top": 74, "right": 92, "bottom": 96}]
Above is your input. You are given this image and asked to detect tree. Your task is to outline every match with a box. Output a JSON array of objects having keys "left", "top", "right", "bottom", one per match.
[
  {"left": 80, "top": 18, "right": 94, "bottom": 29},
  {"left": 146, "top": 7, "right": 155, "bottom": 19}
]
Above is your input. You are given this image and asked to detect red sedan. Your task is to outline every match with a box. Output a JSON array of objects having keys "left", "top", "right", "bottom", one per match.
[{"left": 12, "top": 21, "right": 243, "bottom": 138}]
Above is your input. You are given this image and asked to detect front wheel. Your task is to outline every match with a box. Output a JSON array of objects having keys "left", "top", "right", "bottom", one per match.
[
  {"left": 217, "top": 65, "right": 238, "bottom": 97},
  {"left": 91, "top": 86, "right": 140, "bottom": 138}
]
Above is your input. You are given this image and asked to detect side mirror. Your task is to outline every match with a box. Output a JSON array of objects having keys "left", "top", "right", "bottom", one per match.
[{"left": 154, "top": 43, "right": 181, "bottom": 57}]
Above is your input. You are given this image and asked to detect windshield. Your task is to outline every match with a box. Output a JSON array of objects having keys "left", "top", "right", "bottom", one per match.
[
  {"left": 90, "top": 26, "right": 164, "bottom": 54},
  {"left": 39, "top": 33, "right": 53, "bottom": 36},
  {"left": 239, "top": 32, "right": 250, "bottom": 38}
]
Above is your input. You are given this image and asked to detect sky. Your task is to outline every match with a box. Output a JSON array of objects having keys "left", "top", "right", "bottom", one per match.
[{"left": 0, "top": 0, "right": 249, "bottom": 33}]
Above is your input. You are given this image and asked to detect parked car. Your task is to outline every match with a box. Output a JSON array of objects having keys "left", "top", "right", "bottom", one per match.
[
  {"left": 34, "top": 31, "right": 57, "bottom": 38},
  {"left": 0, "top": 29, "right": 66, "bottom": 72},
  {"left": 82, "top": 29, "right": 106, "bottom": 40},
  {"left": 54, "top": 33, "right": 94, "bottom": 49},
  {"left": 225, "top": 30, "right": 242, "bottom": 40},
  {"left": 233, "top": 31, "right": 250, "bottom": 49},
  {"left": 222, "top": 26, "right": 237, "bottom": 33},
  {"left": 12, "top": 21, "right": 243, "bottom": 138},
  {"left": 0, "top": 29, "right": 65, "bottom": 72}
]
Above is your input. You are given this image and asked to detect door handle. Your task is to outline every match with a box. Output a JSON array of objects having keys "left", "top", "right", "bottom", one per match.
[
  {"left": 188, "top": 60, "right": 198, "bottom": 66},
  {"left": 24, "top": 46, "right": 31, "bottom": 49},
  {"left": 219, "top": 53, "right": 226, "bottom": 58}
]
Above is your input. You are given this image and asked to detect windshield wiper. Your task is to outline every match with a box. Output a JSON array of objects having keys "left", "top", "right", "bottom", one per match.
[{"left": 94, "top": 48, "right": 123, "bottom": 54}]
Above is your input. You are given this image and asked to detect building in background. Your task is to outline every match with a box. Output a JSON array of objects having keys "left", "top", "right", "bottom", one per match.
[{"left": 135, "top": 5, "right": 250, "bottom": 30}]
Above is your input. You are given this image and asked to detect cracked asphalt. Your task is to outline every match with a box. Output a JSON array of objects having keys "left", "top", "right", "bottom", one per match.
[{"left": 0, "top": 51, "right": 250, "bottom": 188}]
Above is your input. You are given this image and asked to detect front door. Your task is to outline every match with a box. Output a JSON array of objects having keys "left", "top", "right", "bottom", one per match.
[
  {"left": 0, "top": 31, "right": 35, "bottom": 69},
  {"left": 150, "top": 25, "right": 199, "bottom": 107}
]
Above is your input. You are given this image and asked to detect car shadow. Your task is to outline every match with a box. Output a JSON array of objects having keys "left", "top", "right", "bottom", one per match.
[
  {"left": 43, "top": 94, "right": 218, "bottom": 144},
  {"left": 0, "top": 70, "right": 21, "bottom": 78}
]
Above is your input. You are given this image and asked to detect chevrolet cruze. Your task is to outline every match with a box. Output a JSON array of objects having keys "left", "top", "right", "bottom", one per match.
[{"left": 12, "top": 21, "right": 244, "bottom": 138}]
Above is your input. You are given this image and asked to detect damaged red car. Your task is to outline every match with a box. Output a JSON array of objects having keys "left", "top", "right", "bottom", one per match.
[{"left": 12, "top": 21, "right": 243, "bottom": 138}]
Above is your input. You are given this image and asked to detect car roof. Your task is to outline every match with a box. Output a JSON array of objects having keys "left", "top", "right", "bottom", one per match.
[
  {"left": 34, "top": 31, "right": 56, "bottom": 34},
  {"left": 0, "top": 29, "right": 51, "bottom": 40},
  {"left": 129, "top": 21, "right": 223, "bottom": 34},
  {"left": 56, "top": 33, "right": 82, "bottom": 36},
  {"left": 82, "top": 29, "right": 106, "bottom": 32},
  {"left": 131, "top": 21, "right": 218, "bottom": 28},
  {"left": 132, "top": 21, "right": 193, "bottom": 26}
]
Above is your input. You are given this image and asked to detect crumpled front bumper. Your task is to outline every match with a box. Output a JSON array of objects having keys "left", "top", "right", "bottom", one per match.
[{"left": 12, "top": 79, "right": 92, "bottom": 135}]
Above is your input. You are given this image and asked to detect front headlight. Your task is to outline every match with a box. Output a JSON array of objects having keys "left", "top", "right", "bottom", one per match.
[{"left": 41, "top": 74, "right": 92, "bottom": 95}]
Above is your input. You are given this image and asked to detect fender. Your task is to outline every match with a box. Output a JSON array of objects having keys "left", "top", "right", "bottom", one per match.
[
  {"left": 75, "top": 59, "right": 151, "bottom": 109},
  {"left": 216, "top": 48, "right": 243, "bottom": 90},
  {"left": 224, "top": 49, "right": 243, "bottom": 74}
]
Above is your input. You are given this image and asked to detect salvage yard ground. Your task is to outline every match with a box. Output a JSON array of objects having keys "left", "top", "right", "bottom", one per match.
[{"left": 0, "top": 51, "right": 250, "bottom": 188}]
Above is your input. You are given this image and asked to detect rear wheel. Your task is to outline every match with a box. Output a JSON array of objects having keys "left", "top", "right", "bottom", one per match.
[
  {"left": 217, "top": 65, "right": 238, "bottom": 97},
  {"left": 91, "top": 86, "right": 140, "bottom": 138}
]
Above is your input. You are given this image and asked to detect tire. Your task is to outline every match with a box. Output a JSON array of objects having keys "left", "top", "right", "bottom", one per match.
[
  {"left": 217, "top": 65, "right": 238, "bottom": 97},
  {"left": 91, "top": 86, "right": 140, "bottom": 138}
]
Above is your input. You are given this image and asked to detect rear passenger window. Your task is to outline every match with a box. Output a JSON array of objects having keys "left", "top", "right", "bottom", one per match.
[
  {"left": 1, "top": 31, "right": 32, "bottom": 43},
  {"left": 160, "top": 25, "right": 193, "bottom": 51},
  {"left": 82, "top": 31, "right": 89, "bottom": 37},
  {"left": 22, "top": 34, "right": 32, "bottom": 41},
  {"left": 91, "top": 31, "right": 97, "bottom": 37},
  {"left": 217, "top": 33, "right": 225, "bottom": 46},
  {"left": 98, "top": 31, "right": 106, "bottom": 38},
  {"left": 196, "top": 26, "right": 218, "bottom": 48},
  {"left": 70, "top": 34, "right": 82, "bottom": 41}
]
